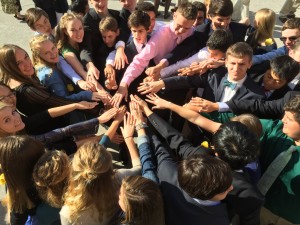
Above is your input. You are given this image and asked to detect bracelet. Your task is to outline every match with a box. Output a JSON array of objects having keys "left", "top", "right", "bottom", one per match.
[
  {"left": 135, "top": 122, "right": 148, "bottom": 131},
  {"left": 124, "top": 136, "right": 133, "bottom": 139}
]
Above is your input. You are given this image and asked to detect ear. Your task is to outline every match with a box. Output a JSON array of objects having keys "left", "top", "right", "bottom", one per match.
[
  {"left": 173, "top": 11, "right": 177, "bottom": 20},
  {"left": 116, "top": 28, "right": 120, "bottom": 36}
]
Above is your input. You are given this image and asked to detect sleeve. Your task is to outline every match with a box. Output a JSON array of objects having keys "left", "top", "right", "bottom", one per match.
[
  {"left": 137, "top": 134, "right": 159, "bottom": 183},
  {"left": 106, "top": 50, "right": 117, "bottom": 66},
  {"left": 58, "top": 56, "right": 82, "bottom": 84},
  {"left": 160, "top": 48, "right": 209, "bottom": 78},
  {"left": 22, "top": 110, "right": 52, "bottom": 134},
  {"left": 163, "top": 74, "right": 207, "bottom": 91},
  {"left": 33, "top": 118, "right": 99, "bottom": 144},
  {"left": 99, "top": 135, "right": 113, "bottom": 148},
  {"left": 148, "top": 113, "right": 210, "bottom": 159},
  {"left": 252, "top": 46, "right": 286, "bottom": 65},
  {"left": 116, "top": 158, "right": 142, "bottom": 181},
  {"left": 120, "top": 37, "right": 158, "bottom": 86}
]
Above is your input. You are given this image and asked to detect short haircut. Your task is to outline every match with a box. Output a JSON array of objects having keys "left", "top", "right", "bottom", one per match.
[
  {"left": 176, "top": 2, "right": 198, "bottom": 20},
  {"left": 231, "top": 114, "right": 262, "bottom": 138},
  {"left": 284, "top": 95, "right": 300, "bottom": 124},
  {"left": 25, "top": 8, "right": 49, "bottom": 30},
  {"left": 69, "top": 0, "right": 88, "bottom": 15},
  {"left": 282, "top": 17, "right": 300, "bottom": 31},
  {"left": 226, "top": 42, "right": 253, "bottom": 61},
  {"left": 99, "top": 16, "right": 119, "bottom": 33},
  {"left": 208, "top": 0, "right": 233, "bottom": 17},
  {"left": 128, "top": 10, "right": 150, "bottom": 30},
  {"left": 213, "top": 121, "right": 260, "bottom": 170},
  {"left": 193, "top": 1, "right": 207, "bottom": 18},
  {"left": 207, "top": 29, "right": 233, "bottom": 53},
  {"left": 270, "top": 55, "right": 299, "bottom": 83},
  {"left": 178, "top": 154, "right": 232, "bottom": 200},
  {"left": 136, "top": 1, "right": 156, "bottom": 13}
]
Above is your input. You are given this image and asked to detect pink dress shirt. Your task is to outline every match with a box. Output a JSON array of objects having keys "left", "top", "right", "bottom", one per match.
[{"left": 121, "top": 21, "right": 194, "bottom": 86}]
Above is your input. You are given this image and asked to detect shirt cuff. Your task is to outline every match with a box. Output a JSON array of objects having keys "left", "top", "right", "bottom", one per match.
[
  {"left": 137, "top": 135, "right": 149, "bottom": 147},
  {"left": 115, "top": 41, "right": 125, "bottom": 49},
  {"left": 159, "top": 58, "right": 168, "bottom": 67},
  {"left": 217, "top": 102, "right": 230, "bottom": 112}
]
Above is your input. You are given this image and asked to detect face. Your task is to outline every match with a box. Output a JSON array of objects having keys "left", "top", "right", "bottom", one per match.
[
  {"left": 281, "top": 29, "right": 300, "bottom": 51},
  {"left": 225, "top": 55, "right": 252, "bottom": 81},
  {"left": 65, "top": 19, "right": 84, "bottom": 44},
  {"left": 89, "top": 0, "right": 108, "bottom": 14},
  {"left": 173, "top": 12, "right": 195, "bottom": 36},
  {"left": 193, "top": 10, "right": 205, "bottom": 27},
  {"left": 101, "top": 30, "right": 119, "bottom": 47},
  {"left": 118, "top": 185, "right": 126, "bottom": 212},
  {"left": 38, "top": 40, "right": 59, "bottom": 64},
  {"left": 210, "top": 185, "right": 233, "bottom": 201},
  {"left": 131, "top": 25, "right": 148, "bottom": 44},
  {"left": 210, "top": 15, "right": 231, "bottom": 30},
  {"left": 0, "top": 107, "right": 25, "bottom": 135},
  {"left": 34, "top": 15, "right": 52, "bottom": 35},
  {"left": 119, "top": 0, "right": 136, "bottom": 12},
  {"left": 282, "top": 111, "right": 300, "bottom": 141},
  {"left": 263, "top": 69, "right": 286, "bottom": 91},
  {"left": 146, "top": 11, "right": 156, "bottom": 33},
  {"left": 207, "top": 47, "right": 225, "bottom": 60},
  {"left": 289, "top": 46, "right": 300, "bottom": 63},
  {"left": 15, "top": 48, "right": 35, "bottom": 77},
  {"left": 0, "top": 86, "right": 16, "bottom": 110}
]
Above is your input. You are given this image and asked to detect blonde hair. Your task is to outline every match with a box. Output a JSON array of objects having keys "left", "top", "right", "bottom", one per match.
[
  {"left": 33, "top": 150, "right": 70, "bottom": 208},
  {"left": 56, "top": 13, "right": 83, "bottom": 51},
  {"left": 250, "top": 8, "right": 275, "bottom": 49},
  {"left": 99, "top": 16, "right": 118, "bottom": 33},
  {"left": 0, "top": 136, "right": 44, "bottom": 213},
  {"left": 231, "top": 114, "right": 262, "bottom": 138},
  {"left": 121, "top": 176, "right": 165, "bottom": 225},
  {"left": 63, "top": 142, "right": 119, "bottom": 223},
  {"left": 29, "top": 34, "right": 54, "bottom": 67}
]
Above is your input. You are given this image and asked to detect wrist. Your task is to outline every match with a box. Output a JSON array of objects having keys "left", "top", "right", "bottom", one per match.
[
  {"left": 124, "top": 136, "right": 134, "bottom": 140},
  {"left": 135, "top": 122, "right": 148, "bottom": 131}
]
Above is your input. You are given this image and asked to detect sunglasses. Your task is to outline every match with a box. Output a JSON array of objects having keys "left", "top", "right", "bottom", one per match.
[{"left": 279, "top": 36, "right": 299, "bottom": 42}]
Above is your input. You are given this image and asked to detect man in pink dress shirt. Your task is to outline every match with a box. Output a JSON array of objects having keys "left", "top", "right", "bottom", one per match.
[{"left": 110, "top": 2, "right": 197, "bottom": 107}]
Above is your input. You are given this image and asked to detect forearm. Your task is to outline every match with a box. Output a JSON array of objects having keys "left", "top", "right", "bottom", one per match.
[
  {"left": 124, "top": 137, "right": 140, "bottom": 162},
  {"left": 104, "top": 120, "right": 122, "bottom": 140},
  {"left": 47, "top": 103, "right": 78, "bottom": 118}
]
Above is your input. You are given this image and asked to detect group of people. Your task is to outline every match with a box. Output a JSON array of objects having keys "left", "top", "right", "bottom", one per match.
[{"left": 0, "top": 0, "right": 300, "bottom": 225}]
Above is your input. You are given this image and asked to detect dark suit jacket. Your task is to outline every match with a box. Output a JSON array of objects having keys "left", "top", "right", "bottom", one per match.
[
  {"left": 80, "top": 8, "right": 130, "bottom": 66},
  {"left": 148, "top": 112, "right": 264, "bottom": 225},
  {"left": 166, "top": 21, "right": 248, "bottom": 65},
  {"left": 163, "top": 67, "right": 265, "bottom": 102},
  {"left": 226, "top": 91, "right": 300, "bottom": 119},
  {"left": 148, "top": 113, "right": 230, "bottom": 225}
]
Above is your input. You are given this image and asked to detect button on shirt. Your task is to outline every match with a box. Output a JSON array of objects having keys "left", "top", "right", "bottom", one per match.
[
  {"left": 220, "top": 75, "right": 247, "bottom": 102},
  {"left": 121, "top": 21, "right": 194, "bottom": 86}
]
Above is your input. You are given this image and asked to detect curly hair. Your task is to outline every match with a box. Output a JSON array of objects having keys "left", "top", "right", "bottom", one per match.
[
  {"left": 63, "top": 142, "right": 119, "bottom": 223},
  {"left": 33, "top": 150, "right": 70, "bottom": 208},
  {"left": 284, "top": 95, "right": 300, "bottom": 124}
]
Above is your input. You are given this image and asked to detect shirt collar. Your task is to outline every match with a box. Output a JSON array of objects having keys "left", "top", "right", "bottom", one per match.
[
  {"left": 192, "top": 198, "right": 220, "bottom": 206},
  {"left": 133, "top": 38, "right": 147, "bottom": 53},
  {"left": 227, "top": 74, "right": 247, "bottom": 87}
]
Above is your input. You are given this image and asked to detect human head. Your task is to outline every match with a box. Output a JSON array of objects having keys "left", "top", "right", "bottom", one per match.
[
  {"left": 128, "top": 10, "right": 150, "bottom": 45},
  {"left": 231, "top": 114, "right": 262, "bottom": 138},
  {"left": 192, "top": 1, "right": 206, "bottom": 27},
  {"left": 213, "top": 121, "right": 260, "bottom": 170},
  {"left": 0, "top": 83, "right": 17, "bottom": 109},
  {"left": 30, "top": 34, "right": 59, "bottom": 67},
  {"left": 63, "top": 142, "right": 118, "bottom": 222},
  {"left": 120, "top": 0, "right": 137, "bottom": 12},
  {"left": 289, "top": 39, "right": 300, "bottom": 62},
  {"left": 70, "top": 0, "right": 89, "bottom": 16},
  {"left": 0, "top": 102, "right": 25, "bottom": 137},
  {"left": 57, "top": 13, "right": 84, "bottom": 50},
  {"left": 33, "top": 150, "right": 70, "bottom": 208},
  {"left": 136, "top": 1, "right": 156, "bottom": 33},
  {"left": 263, "top": 55, "right": 299, "bottom": 91},
  {"left": 0, "top": 44, "right": 35, "bottom": 85},
  {"left": 281, "top": 18, "right": 300, "bottom": 50},
  {"left": 206, "top": 29, "right": 233, "bottom": 59},
  {"left": 225, "top": 42, "right": 253, "bottom": 81},
  {"left": 178, "top": 154, "right": 233, "bottom": 201},
  {"left": 25, "top": 8, "right": 52, "bottom": 35},
  {"left": 99, "top": 16, "right": 120, "bottom": 48},
  {"left": 89, "top": 0, "right": 108, "bottom": 15},
  {"left": 282, "top": 95, "right": 300, "bottom": 141},
  {"left": 0, "top": 135, "right": 44, "bottom": 212},
  {"left": 119, "top": 176, "right": 165, "bottom": 225},
  {"left": 208, "top": 0, "right": 233, "bottom": 30},
  {"left": 173, "top": 2, "right": 197, "bottom": 36}
]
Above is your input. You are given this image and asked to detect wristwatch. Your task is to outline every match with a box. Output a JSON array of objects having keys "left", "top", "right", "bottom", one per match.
[{"left": 135, "top": 122, "right": 148, "bottom": 131}]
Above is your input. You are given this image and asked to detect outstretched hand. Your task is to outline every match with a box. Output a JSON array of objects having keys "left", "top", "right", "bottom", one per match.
[
  {"left": 120, "top": 112, "right": 136, "bottom": 139},
  {"left": 98, "top": 107, "right": 118, "bottom": 123},
  {"left": 146, "top": 93, "right": 170, "bottom": 110}
]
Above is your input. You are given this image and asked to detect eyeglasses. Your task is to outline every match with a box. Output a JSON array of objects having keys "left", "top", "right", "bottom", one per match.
[
  {"left": 279, "top": 36, "right": 300, "bottom": 42},
  {"left": 0, "top": 91, "right": 16, "bottom": 102}
]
